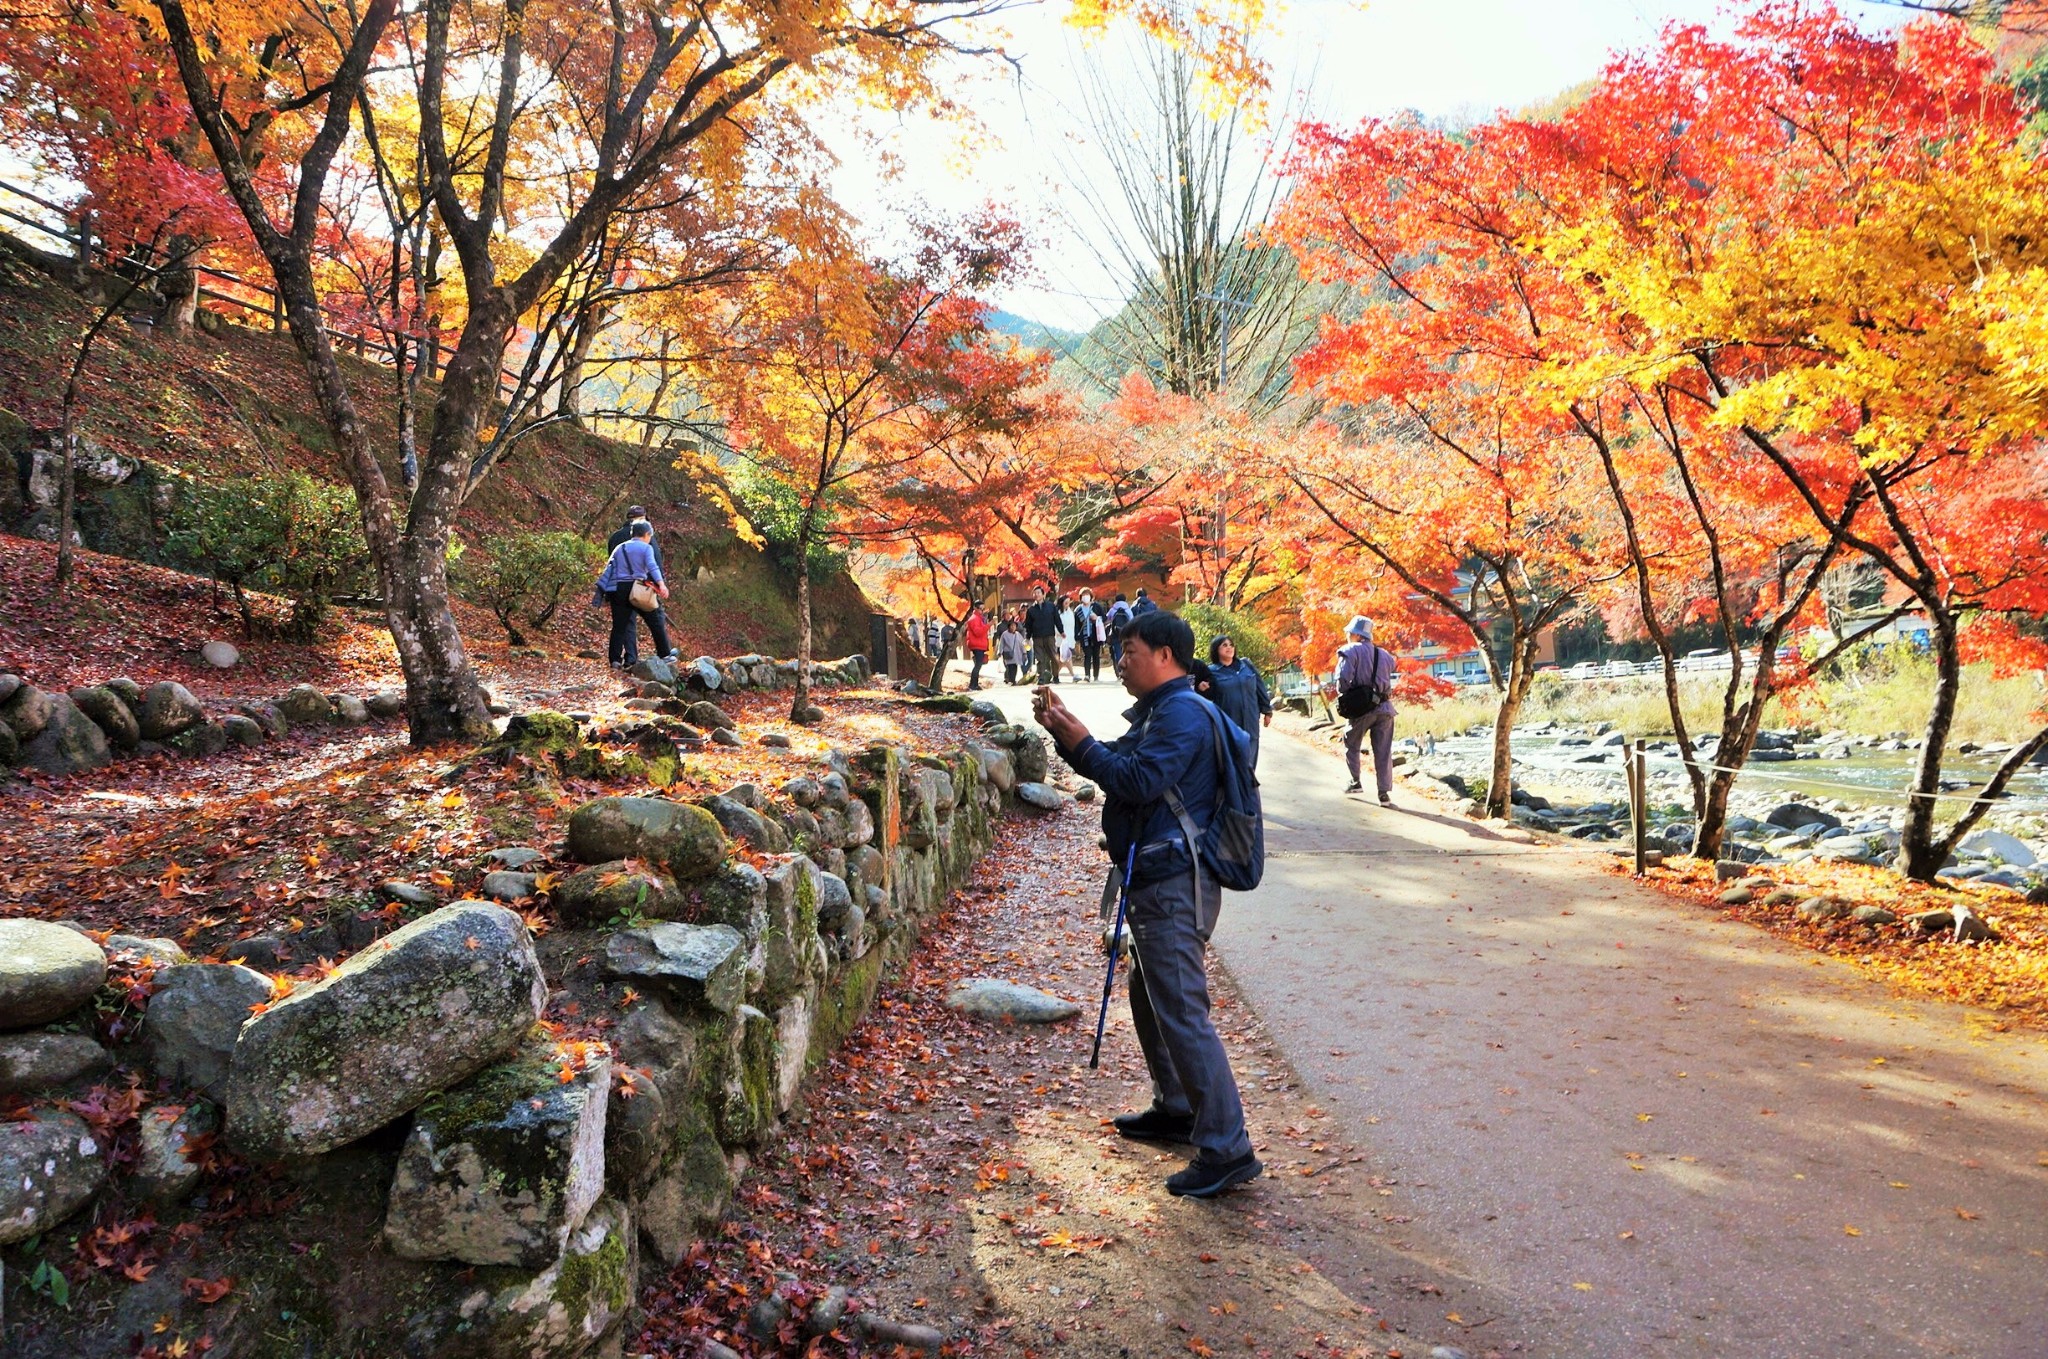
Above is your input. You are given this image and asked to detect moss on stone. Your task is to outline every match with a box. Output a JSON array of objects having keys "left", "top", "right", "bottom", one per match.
[
  {"left": 793, "top": 863, "right": 819, "bottom": 940},
  {"left": 807, "top": 949, "right": 886, "bottom": 1070},
  {"left": 554, "top": 1221, "right": 629, "bottom": 1332}
]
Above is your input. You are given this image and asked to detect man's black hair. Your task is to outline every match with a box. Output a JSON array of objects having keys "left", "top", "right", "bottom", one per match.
[
  {"left": 1114, "top": 592, "right": 1128, "bottom": 602},
  {"left": 1136, "top": 587, "right": 1149, "bottom": 597},
  {"left": 1125, "top": 610, "right": 1194, "bottom": 671}
]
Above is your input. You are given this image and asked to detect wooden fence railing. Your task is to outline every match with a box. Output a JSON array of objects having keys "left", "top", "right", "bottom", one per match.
[{"left": 0, "top": 179, "right": 525, "bottom": 401}]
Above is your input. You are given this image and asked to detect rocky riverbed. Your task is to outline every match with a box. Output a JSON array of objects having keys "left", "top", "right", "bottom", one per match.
[{"left": 1403, "top": 720, "right": 2048, "bottom": 893}]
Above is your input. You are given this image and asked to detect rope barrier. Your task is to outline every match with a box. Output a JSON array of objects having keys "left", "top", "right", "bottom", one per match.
[{"left": 1529, "top": 745, "right": 2036, "bottom": 807}]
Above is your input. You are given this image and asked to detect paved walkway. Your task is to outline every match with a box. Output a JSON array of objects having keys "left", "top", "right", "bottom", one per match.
[{"left": 1003, "top": 672, "right": 2048, "bottom": 1359}]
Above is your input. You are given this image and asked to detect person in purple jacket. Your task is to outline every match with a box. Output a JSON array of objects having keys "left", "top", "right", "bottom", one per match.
[
  {"left": 596, "top": 520, "right": 673, "bottom": 669},
  {"left": 1333, "top": 615, "right": 1398, "bottom": 804}
]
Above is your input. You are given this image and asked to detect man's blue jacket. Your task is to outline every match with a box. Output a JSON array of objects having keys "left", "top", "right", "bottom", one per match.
[{"left": 1052, "top": 675, "right": 1219, "bottom": 886}]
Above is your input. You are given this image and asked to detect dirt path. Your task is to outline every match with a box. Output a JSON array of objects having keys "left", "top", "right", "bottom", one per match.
[
  {"left": 638, "top": 796, "right": 1509, "bottom": 1359},
  {"left": 1025, "top": 680, "right": 2048, "bottom": 1359}
]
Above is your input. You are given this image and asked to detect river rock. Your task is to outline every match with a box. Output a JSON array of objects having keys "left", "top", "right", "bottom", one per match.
[
  {"left": 552, "top": 861, "right": 683, "bottom": 924},
  {"left": 224, "top": 902, "right": 546, "bottom": 1158},
  {"left": 384, "top": 1040, "right": 610, "bottom": 1268},
  {"left": 232, "top": 700, "right": 288, "bottom": 739},
  {"left": 0, "top": 683, "right": 54, "bottom": 741},
  {"left": 944, "top": 979, "right": 1081, "bottom": 1024},
  {"left": 69, "top": 684, "right": 139, "bottom": 749},
  {"left": 199, "top": 639, "right": 239, "bottom": 669},
  {"left": 444, "top": 1195, "right": 634, "bottom": 1357},
  {"left": 1960, "top": 830, "right": 2036, "bottom": 868},
  {"left": 131, "top": 1101, "right": 215, "bottom": 1203},
  {"left": 975, "top": 747, "right": 1016, "bottom": 794},
  {"left": 567, "top": 795, "right": 730, "bottom": 882},
  {"left": 685, "top": 701, "right": 736, "bottom": 732},
  {"left": 0, "top": 1108, "right": 107, "bottom": 1244},
  {"left": 0, "top": 674, "right": 18, "bottom": 705},
  {"left": 0, "top": 1030, "right": 111, "bottom": 1094},
  {"left": 480, "top": 870, "right": 537, "bottom": 902},
  {"left": 698, "top": 795, "right": 789, "bottom": 853},
  {"left": 1765, "top": 802, "right": 1841, "bottom": 832},
  {"left": 689, "top": 656, "right": 723, "bottom": 690},
  {"left": 1851, "top": 905, "right": 1899, "bottom": 926},
  {"left": 16, "top": 692, "right": 114, "bottom": 774},
  {"left": 604, "top": 923, "right": 746, "bottom": 1015},
  {"left": 488, "top": 846, "right": 545, "bottom": 870},
  {"left": 167, "top": 721, "right": 230, "bottom": 759},
  {"left": 629, "top": 655, "right": 678, "bottom": 686},
  {"left": 377, "top": 880, "right": 435, "bottom": 909},
  {"left": 137, "top": 681, "right": 205, "bottom": 740},
  {"left": 1016, "top": 781, "right": 1062, "bottom": 812},
  {"left": 275, "top": 684, "right": 334, "bottom": 726},
  {"left": 143, "top": 963, "right": 274, "bottom": 1095},
  {"left": 365, "top": 690, "right": 405, "bottom": 719},
  {"left": 333, "top": 694, "right": 371, "bottom": 725},
  {"left": 0, "top": 920, "right": 107, "bottom": 1029},
  {"left": 218, "top": 714, "right": 263, "bottom": 747}
]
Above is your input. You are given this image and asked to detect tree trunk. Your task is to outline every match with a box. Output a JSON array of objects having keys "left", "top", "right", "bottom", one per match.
[
  {"left": 160, "top": 234, "right": 201, "bottom": 335},
  {"left": 54, "top": 418, "right": 77, "bottom": 589},
  {"left": 1898, "top": 614, "right": 1962, "bottom": 881},
  {"left": 386, "top": 530, "right": 494, "bottom": 743},
  {"left": 558, "top": 301, "right": 602, "bottom": 427},
  {"left": 1486, "top": 682, "right": 1521, "bottom": 819},
  {"left": 791, "top": 554, "right": 813, "bottom": 721}
]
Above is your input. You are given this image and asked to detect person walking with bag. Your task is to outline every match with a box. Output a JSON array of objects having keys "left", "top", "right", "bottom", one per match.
[
  {"left": 996, "top": 616, "right": 1030, "bottom": 684},
  {"left": 1332, "top": 615, "right": 1397, "bottom": 803},
  {"left": 597, "top": 520, "right": 673, "bottom": 669},
  {"left": 962, "top": 603, "right": 991, "bottom": 691},
  {"left": 1035, "top": 612, "right": 1262, "bottom": 1199},
  {"left": 1024, "top": 584, "right": 1062, "bottom": 686}
]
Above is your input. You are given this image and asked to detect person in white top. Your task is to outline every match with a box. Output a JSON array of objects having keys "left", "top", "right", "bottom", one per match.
[{"left": 1056, "top": 593, "right": 1081, "bottom": 682}]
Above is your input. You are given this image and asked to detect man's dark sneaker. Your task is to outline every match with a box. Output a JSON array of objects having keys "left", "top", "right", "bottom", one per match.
[
  {"left": 1379, "top": 794, "right": 1394, "bottom": 807},
  {"left": 1344, "top": 780, "right": 1363, "bottom": 794},
  {"left": 1166, "top": 1151, "right": 1263, "bottom": 1199},
  {"left": 1112, "top": 1107, "right": 1195, "bottom": 1143}
]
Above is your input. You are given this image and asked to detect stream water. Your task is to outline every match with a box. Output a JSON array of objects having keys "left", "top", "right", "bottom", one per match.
[{"left": 1422, "top": 728, "right": 2048, "bottom": 820}]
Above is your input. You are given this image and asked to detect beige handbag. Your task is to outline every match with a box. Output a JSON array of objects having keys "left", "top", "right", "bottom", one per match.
[{"left": 629, "top": 580, "right": 660, "bottom": 612}]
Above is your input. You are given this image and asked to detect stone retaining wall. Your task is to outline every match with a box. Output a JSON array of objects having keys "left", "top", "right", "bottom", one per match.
[{"left": 0, "top": 699, "right": 1046, "bottom": 1359}]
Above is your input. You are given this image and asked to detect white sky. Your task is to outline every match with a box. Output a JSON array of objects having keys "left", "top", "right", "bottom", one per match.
[{"left": 829, "top": 0, "right": 1905, "bottom": 331}]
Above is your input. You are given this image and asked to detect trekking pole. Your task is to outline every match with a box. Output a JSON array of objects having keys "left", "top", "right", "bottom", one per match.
[{"left": 1089, "top": 842, "right": 1139, "bottom": 1070}]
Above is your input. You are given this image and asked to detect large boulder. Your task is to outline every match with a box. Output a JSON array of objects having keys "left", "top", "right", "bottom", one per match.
[
  {"left": 1015, "top": 782, "right": 1062, "bottom": 812},
  {"left": 758, "top": 855, "right": 826, "bottom": 1007},
  {"left": 17, "top": 692, "right": 113, "bottom": 774},
  {"left": 275, "top": 684, "right": 334, "bottom": 726},
  {"left": 684, "top": 700, "right": 736, "bottom": 732},
  {"left": 137, "top": 681, "right": 206, "bottom": 740},
  {"left": 0, "top": 1030, "right": 111, "bottom": 1094},
  {"left": 384, "top": 1040, "right": 611, "bottom": 1268},
  {"left": 224, "top": 902, "right": 546, "bottom": 1158},
  {"left": 0, "top": 1108, "right": 107, "bottom": 1244},
  {"left": 167, "top": 720, "right": 231, "bottom": 759},
  {"left": 603, "top": 924, "right": 746, "bottom": 1015},
  {"left": 629, "top": 655, "right": 678, "bottom": 686},
  {"left": 232, "top": 700, "right": 288, "bottom": 739},
  {"left": 975, "top": 746, "right": 1016, "bottom": 794},
  {"left": 566, "top": 796, "right": 729, "bottom": 880},
  {"left": 70, "top": 684, "right": 140, "bottom": 750},
  {"left": 0, "top": 920, "right": 107, "bottom": 1028},
  {"left": 143, "top": 962, "right": 274, "bottom": 1095}
]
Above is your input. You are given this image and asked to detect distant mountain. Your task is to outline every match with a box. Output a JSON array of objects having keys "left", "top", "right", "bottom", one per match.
[{"left": 985, "top": 309, "right": 1085, "bottom": 357}]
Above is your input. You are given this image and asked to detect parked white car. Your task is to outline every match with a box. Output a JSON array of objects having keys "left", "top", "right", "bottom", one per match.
[{"left": 1566, "top": 661, "right": 1602, "bottom": 679}]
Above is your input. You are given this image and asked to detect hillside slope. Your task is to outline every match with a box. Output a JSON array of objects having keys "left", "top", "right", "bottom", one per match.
[{"left": 0, "top": 242, "right": 875, "bottom": 660}]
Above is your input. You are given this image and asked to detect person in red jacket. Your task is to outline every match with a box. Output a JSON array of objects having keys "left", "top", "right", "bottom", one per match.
[{"left": 961, "top": 602, "right": 991, "bottom": 691}]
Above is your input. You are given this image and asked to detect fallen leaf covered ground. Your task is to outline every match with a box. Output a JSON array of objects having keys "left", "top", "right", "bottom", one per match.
[
  {"left": 1627, "top": 854, "right": 2048, "bottom": 1031},
  {"left": 634, "top": 799, "right": 1516, "bottom": 1359}
]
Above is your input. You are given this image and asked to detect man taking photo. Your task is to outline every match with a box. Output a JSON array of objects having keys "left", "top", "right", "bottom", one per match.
[{"left": 1034, "top": 612, "right": 1262, "bottom": 1199}]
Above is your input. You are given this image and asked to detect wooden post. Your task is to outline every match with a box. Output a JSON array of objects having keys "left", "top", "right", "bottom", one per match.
[{"left": 1631, "top": 739, "right": 1648, "bottom": 875}]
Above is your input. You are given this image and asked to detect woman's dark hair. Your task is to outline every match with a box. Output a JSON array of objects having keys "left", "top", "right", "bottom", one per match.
[
  {"left": 1208, "top": 635, "right": 1236, "bottom": 665},
  {"left": 1124, "top": 610, "right": 1194, "bottom": 671}
]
